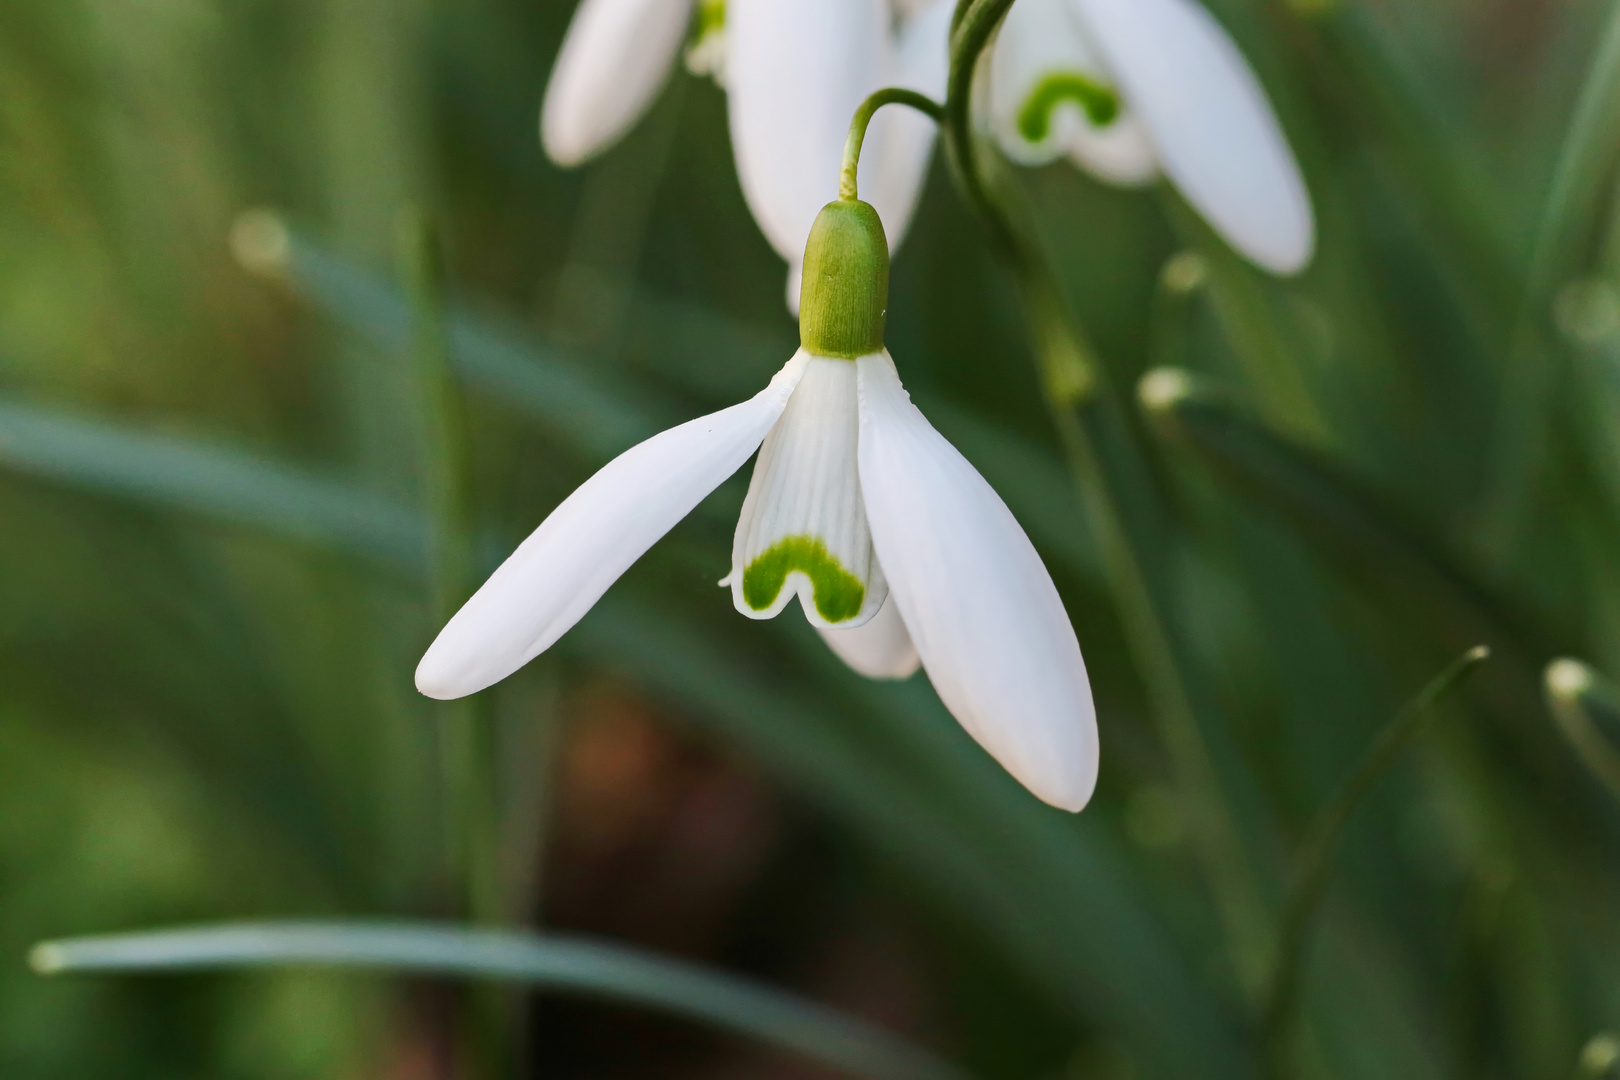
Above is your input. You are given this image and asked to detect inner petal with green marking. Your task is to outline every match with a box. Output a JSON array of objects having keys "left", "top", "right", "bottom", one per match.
[
  {"left": 1018, "top": 71, "right": 1121, "bottom": 143},
  {"left": 743, "top": 535, "right": 866, "bottom": 624},
  {"left": 728, "top": 352, "right": 888, "bottom": 630}
]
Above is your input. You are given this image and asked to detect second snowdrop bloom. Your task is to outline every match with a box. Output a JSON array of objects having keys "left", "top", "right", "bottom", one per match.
[
  {"left": 987, "top": 0, "right": 1315, "bottom": 275},
  {"left": 417, "top": 197, "right": 1099, "bottom": 812},
  {"left": 540, "top": 0, "right": 953, "bottom": 310}
]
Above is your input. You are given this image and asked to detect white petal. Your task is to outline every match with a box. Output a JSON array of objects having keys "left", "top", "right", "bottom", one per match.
[
  {"left": 727, "top": 0, "right": 888, "bottom": 264},
  {"left": 1071, "top": 0, "right": 1314, "bottom": 273},
  {"left": 785, "top": 258, "right": 803, "bottom": 317},
  {"left": 858, "top": 0, "right": 953, "bottom": 248},
  {"left": 856, "top": 352, "right": 1098, "bottom": 811},
  {"left": 987, "top": 0, "right": 1157, "bottom": 184},
  {"left": 417, "top": 355, "right": 808, "bottom": 700},
  {"left": 818, "top": 595, "right": 922, "bottom": 679},
  {"left": 887, "top": 0, "right": 938, "bottom": 18},
  {"left": 540, "top": 0, "right": 694, "bottom": 167},
  {"left": 1059, "top": 116, "right": 1158, "bottom": 186},
  {"left": 731, "top": 353, "right": 888, "bottom": 629}
]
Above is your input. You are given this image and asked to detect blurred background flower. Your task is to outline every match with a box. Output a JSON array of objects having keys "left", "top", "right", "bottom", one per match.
[{"left": 3, "top": 0, "right": 1620, "bottom": 1079}]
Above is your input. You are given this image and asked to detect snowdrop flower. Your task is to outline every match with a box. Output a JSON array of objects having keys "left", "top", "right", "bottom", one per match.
[
  {"left": 540, "top": 0, "right": 954, "bottom": 309},
  {"left": 987, "top": 0, "right": 1314, "bottom": 274},
  {"left": 417, "top": 196, "right": 1099, "bottom": 811}
]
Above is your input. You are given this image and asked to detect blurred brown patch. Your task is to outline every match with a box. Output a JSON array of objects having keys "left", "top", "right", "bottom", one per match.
[{"left": 528, "top": 681, "right": 936, "bottom": 1080}]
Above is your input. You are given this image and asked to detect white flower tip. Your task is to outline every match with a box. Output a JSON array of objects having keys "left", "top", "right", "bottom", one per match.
[
  {"left": 539, "top": 106, "right": 597, "bottom": 169},
  {"left": 1026, "top": 760, "right": 1098, "bottom": 813},
  {"left": 414, "top": 646, "right": 476, "bottom": 701},
  {"left": 1547, "top": 657, "right": 1594, "bottom": 702},
  {"left": 28, "top": 944, "right": 65, "bottom": 975},
  {"left": 818, "top": 598, "right": 920, "bottom": 680},
  {"left": 229, "top": 208, "right": 291, "bottom": 276},
  {"left": 1137, "top": 367, "right": 1195, "bottom": 415},
  {"left": 991, "top": 713, "right": 1098, "bottom": 812},
  {"left": 1250, "top": 209, "right": 1316, "bottom": 277}
]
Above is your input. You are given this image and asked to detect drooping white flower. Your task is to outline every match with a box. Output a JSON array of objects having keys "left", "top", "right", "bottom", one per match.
[
  {"left": 417, "top": 198, "right": 1099, "bottom": 811},
  {"left": 987, "top": 0, "right": 1315, "bottom": 275},
  {"left": 539, "top": 0, "right": 953, "bottom": 310}
]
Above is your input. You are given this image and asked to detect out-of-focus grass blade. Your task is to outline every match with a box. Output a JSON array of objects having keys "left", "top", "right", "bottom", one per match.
[
  {"left": 0, "top": 397, "right": 426, "bottom": 571},
  {"left": 1307, "top": 4, "right": 1516, "bottom": 309},
  {"left": 1137, "top": 368, "right": 1540, "bottom": 652},
  {"left": 1521, "top": 2, "right": 1620, "bottom": 300},
  {"left": 30, "top": 921, "right": 963, "bottom": 1080},
  {"left": 284, "top": 232, "right": 666, "bottom": 459},
  {"left": 1479, "top": 1, "right": 1620, "bottom": 565},
  {"left": 1544, "top": 658, "right": 1620, "bottom": 801}
]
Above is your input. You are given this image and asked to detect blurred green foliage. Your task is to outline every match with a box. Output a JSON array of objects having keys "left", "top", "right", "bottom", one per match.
[{"left": 6, "top": 0, "right": 1620, "bottom": 1079}]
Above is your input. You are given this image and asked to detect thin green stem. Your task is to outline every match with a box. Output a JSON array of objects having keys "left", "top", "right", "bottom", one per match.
[
  {"left": 945, "top": 0, "right": 1022, "bottom": 260},
  {"left": 940, "top": 0, "right": 1272, "bottom": 998},
  {"left": 840, "top": 88, "right": 945, "bottom": 202},
  {"left": 1262, "top": 646, "right": 1491, "bottom": 1079}
]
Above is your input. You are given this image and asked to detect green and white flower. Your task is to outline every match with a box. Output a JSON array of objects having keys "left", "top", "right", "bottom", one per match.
[
  {"left": 417, "top": 198, "right": 1099, "bottom": 811},
  {"left": 987, "top": 0, "right": 1315, "bottom": 274},
  {"left": 540, "top": 0, "right": 953, "bottom": 309}
]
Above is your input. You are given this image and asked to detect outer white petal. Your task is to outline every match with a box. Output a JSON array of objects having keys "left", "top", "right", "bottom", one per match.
[
  {"left": 730, "top": 353, "right": 888, "bottom": 629},
  {"left": 417, "top": 355, "right": 808, "bottom": 700},
  {"left": 818, "top": 595, "right": 922, "bottom": 679},
  {"left": 987, "top": 0, "right": 1157, "bottom": 184},
  {"left": 856, "top": 352, "right": 1098, "bottom": 811},
  {"left": 540, "top": 0, "right": 694, "bottom": 167},
  {"left": 727, "top": 0, "right": 888, "bottom": 264},
  {"left": 785, "top": 259, "right": 803, "bottom": 318},
  {"left": 859, "top": 0, "right": 953, "bottom": 250},
  {"left": 1071, "top": 0, "right": 1314, "bottom": 273}
]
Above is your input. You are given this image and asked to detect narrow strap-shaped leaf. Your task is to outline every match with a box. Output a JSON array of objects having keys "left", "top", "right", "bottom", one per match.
[
  {"left": 1138, "top": 368, "right": 1546, "bottom": 654},
  {"left": 32, "top": 921, "right": 965, "bottom": 1080},
  {"left": 0, "top": 397, "right": 426, "bottom": 571}
]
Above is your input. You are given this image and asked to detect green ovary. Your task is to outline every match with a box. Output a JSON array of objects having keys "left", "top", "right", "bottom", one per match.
[
  {"left": 696, "top": 0, "right": 724, "bottom": 36},
  {"left": 743, "top": 536, "right": 866, "bottom": 624},
  {"left": 1017, "top": 72, "right": 1121, "bottom": 142}
]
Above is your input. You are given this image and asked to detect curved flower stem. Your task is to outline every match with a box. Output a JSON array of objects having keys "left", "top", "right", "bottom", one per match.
[
  {"left": 1261, "top": 646, "right": 1490, "bottom": 1078},
  {"left": 840, "top": 88, "right": 946, "bottom": 202},
  {"left": 938, "top": 0, "right": 1272, "bottom": 997}
]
